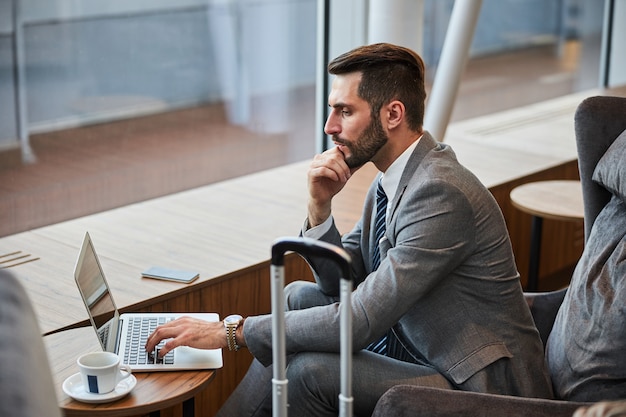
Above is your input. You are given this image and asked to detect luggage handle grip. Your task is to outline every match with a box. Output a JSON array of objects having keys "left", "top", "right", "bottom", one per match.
[{"left": 271, "top": 237, "right": 352, "bottom": 280}]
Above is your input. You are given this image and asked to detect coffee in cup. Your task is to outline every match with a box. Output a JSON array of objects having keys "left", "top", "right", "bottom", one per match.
[{"left": 77, "top": 351, "right": 132, "bottom": 394}]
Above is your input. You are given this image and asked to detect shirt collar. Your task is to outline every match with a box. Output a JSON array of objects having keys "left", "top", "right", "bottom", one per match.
[{"left": 379, "top": 135, "right": 422, "bottom": 201}]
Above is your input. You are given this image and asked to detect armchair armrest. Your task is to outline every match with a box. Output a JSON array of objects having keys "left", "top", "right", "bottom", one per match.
[
  {"left": 524, "top": 287, "right": 567, "bottom": 348},
  {"left": 372, "top": 385, "right": 587, "bottom": 417}
]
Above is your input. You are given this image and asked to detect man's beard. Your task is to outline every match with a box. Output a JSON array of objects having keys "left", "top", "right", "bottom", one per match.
[{"left": 335, "top": 116, "right": 388, "bottom": 169}]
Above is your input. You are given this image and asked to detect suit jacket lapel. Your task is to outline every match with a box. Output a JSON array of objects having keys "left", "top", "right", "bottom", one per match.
[{"left": 388, "top": 131, "right": 440, "bottom": 229}]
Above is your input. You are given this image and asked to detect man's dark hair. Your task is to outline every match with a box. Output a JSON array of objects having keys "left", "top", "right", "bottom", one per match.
[{"left": 328, "top": 43, "right": 426, "bottom": 132}]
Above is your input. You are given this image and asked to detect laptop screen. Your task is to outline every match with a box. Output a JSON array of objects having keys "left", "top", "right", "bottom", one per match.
[{"left": 74, "top": 233, "right": 119, "bottom": 352}]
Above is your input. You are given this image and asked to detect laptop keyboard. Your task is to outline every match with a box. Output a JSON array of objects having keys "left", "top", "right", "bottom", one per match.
[{"left": 123, "top": 316, "right": 175, "bottom": 366}]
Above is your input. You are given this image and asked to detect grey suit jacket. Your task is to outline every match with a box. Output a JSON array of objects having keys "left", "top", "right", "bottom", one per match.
[{"left": 245, "top": 132, "right": 552, "bottom": 398}]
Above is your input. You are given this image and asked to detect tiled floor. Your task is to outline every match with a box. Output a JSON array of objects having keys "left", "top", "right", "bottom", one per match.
[{"left": 0, "top": 45, "right": 584, "bottom": 237}]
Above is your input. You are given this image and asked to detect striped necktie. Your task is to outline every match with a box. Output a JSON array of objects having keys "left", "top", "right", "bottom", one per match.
[
  {"left": 370, "top": 178, "right": 387, "bottom": 270},
  {"left": 367, "top": 178, "right": 389, "bottom": 354}
]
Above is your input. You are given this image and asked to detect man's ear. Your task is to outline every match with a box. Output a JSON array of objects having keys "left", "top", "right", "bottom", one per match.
[{"left": 384, "top": 100, "right": 404, "bottom": 130}]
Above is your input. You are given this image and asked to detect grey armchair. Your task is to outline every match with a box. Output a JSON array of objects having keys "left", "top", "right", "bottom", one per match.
[
  {"left": 0, "top": 269, "right": 61, "bottom": 417},
  {"left": 372, "top": 95, "right": 626, "bottom": 417}
]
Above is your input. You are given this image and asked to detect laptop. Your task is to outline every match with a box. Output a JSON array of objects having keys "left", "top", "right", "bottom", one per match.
[{"left": 73, "top": 232, "right": 223, "bottom": 371}]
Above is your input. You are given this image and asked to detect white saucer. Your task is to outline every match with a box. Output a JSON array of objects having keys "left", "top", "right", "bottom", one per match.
[{"left": 62, "top": 373, "right": 137, "bottom": 404}]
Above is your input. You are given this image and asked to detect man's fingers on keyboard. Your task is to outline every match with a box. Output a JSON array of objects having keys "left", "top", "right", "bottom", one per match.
[
  {"left": 147, "top": 349, "right": 162, "bottom": 363},
  {"left": 146, "top": 323, "right": 175, "bottom": 351},
  {"left": 158, "top": 339, "right": 180, "bottom": 357}
]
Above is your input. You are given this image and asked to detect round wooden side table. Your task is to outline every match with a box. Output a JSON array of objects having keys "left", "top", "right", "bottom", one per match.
[
  {"left": 510, "top": 180, "right": 584, "bottom": 291},
  {"left": 44, "top": 326, "right": 216, "bottom": 417}
]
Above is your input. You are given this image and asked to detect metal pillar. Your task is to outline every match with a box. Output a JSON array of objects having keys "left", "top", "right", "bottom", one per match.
[
  {"left": 423, "top": 0, "right": 483, "bottom": 141},
  {"left": 12, "top": 0, "right": 35, "bottom": 163}
]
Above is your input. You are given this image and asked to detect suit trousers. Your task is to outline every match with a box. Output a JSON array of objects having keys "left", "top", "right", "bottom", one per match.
[
  {"left": 216, "top": 281, "right": 453, "bottom": 417},
  {"left": 216, "top": 349, "right": 452, "bottom": 417}
]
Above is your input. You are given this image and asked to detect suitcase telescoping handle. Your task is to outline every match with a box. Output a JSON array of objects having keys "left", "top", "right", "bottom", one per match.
[{"left": 270, "top": 237, "right": 353, "bottom": 417}]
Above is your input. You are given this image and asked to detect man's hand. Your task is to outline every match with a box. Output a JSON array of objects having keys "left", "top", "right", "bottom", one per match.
[
  {"left": 145, "top": 316, "right": 228, "bottom": 357},
  {"left": 307, "top": 147, "right": 358, "bottom": 227}
]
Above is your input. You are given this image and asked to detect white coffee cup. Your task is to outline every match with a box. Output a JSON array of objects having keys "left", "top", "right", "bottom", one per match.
[{"left": 77, "top": 351, "right": 132, "bottom": 394}]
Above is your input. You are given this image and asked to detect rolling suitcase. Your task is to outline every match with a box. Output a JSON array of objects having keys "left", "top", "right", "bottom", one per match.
[{"left": 270, "top": 237, "right": 354, "bottom": 417}]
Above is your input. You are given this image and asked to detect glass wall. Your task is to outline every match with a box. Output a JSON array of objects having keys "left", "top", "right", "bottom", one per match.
[
  {"left": 0, "top": 0, "right": 318, "bottom": 152},
  {"left": 423, "top": 0, "right": 605, "bottom": 120},
  {"left": 0, "top": 0, "right": 607, "bottom": 154},
  {"left": 0, "top": 0, "right": 319, "bottom": 236},
  {"left": 0, "top": 0, "right": 608, "bottom": 236}
]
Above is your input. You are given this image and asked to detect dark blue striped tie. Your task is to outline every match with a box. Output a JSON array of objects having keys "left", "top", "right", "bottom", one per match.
[
  {"left": 370, "top": 178, "right": 387, "bottom": 270},
  {"left": 367, "top": 178, "right": 389, "bottom": 355}
]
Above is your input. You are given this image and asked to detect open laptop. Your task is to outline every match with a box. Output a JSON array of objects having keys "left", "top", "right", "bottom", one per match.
[{"left": 73, "top": 232, "right": 223, "bottom": 371}]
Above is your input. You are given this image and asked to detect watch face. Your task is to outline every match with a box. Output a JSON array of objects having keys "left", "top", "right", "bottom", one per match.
[{"left": 225, "top": 314, "right": 242, "bottom": 325}]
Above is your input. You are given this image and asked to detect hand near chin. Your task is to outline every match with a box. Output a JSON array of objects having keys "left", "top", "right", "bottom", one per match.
[{"left": 307, "top": 147, "right": 357, "bottom": 227}]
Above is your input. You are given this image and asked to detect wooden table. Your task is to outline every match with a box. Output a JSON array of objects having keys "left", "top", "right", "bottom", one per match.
[
  {"left": 0, "top": 160, "right": 376, "bottom": 336},
  {"left": 44, "top": 327, "right": 216, "bottom": 417},
  {"left": 510, "top": 180, "right": 584, "bottom": 291}
]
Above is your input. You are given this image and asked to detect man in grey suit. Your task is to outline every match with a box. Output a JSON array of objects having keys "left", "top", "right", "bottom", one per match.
[{"left": 146, "top": 43, "right": 553, "bottom": 416}]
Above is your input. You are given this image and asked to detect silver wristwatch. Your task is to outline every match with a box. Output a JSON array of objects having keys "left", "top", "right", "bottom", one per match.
[{"left": 224, "top": 314, "right": 244, "bottom": 351}]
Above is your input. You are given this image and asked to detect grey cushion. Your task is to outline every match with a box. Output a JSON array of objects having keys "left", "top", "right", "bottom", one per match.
[
  {"left": 546, "top": 193, "right": 626, "bottom": 401},
  {"left": 0, "top": 270, "right": 62, "bottom": 417},
  {"left": 545, "top": 104, "right": 626, "bottom": 402},
  {"left": 593, "top": 128, "right": 626, "bottom": 204}
]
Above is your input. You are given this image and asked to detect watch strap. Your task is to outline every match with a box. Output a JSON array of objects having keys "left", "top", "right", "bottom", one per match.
[{"left": 225, "top": 315, "right": 244, "bottom": 351}]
